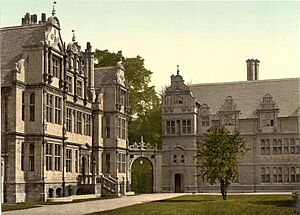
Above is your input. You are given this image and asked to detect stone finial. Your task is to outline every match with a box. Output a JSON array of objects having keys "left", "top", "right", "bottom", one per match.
[
  {"left": 72, "top": 30, "right": 76, "bottom": 42},
  {"left": 52, "top": 1, "right": 57, "bottom": 16},
  {"left": 177, "top": 65, "right": 180, "bottom": 75}
]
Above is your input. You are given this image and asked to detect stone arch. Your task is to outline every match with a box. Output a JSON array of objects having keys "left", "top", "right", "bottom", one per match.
[
  {"left": 128, "top": 138, "right": 162, "bottom": 193},
  {"left": 130, "top": 157, "right": 153, "bottom": 194},
  {"left": 48, "top": 188, "right": 54, "bottom": 198},
  {"left": 56, "top": 187, "right": 62, "bottom": 197}
]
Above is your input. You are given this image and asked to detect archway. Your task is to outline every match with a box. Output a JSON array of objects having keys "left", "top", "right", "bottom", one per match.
[
  {"left": 56, "top": 188, "right": 62, "bottom": 197},
  {"left": 131, "top": 157, "right": 153, "bottom": 194},
  {"left": 48, "top": 188, "right": 54, "bottom": 198}
]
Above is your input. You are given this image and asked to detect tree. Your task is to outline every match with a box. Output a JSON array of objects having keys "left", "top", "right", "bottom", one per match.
[
  {"left": 94, "top": 49, "right": 161, "bottom": 147},
  {"left": 196, "top": 125, "right": 248, "bottom": 200}
]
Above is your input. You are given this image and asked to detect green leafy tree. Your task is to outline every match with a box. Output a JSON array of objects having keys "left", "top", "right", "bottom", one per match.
[
  {"left": 196, "top": 125, "right": 248, "bottom": 200},
  {"left": 94, "top": 49, "right": 161, "bottom": 147}
]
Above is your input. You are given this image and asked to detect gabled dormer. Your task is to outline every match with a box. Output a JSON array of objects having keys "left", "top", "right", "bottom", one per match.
[
  {"left": 162, "top": 66, "right": 198, "bottom": 114},
  {"left": 218, "top": 96, "right": 240, "bottom": 131},
  {"left": 43, "top": 9, "right": 65, "bottom": 85},
  {"left": 198, "top": 104, "right": 211, "bottom": 132},
  {"left": 256, "top": 94, "right": 279, "bottom": 132}
]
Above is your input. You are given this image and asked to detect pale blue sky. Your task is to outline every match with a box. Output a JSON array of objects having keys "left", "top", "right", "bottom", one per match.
[{"left": 1, "top": 1, "right": 299, "bottom": 90}]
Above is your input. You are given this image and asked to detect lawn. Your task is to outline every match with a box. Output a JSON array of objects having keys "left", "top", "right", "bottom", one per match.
[
  {"left": 1, "top": 202, "right": 41, "bottom": 211},
  {"left": 87, "top": 195, "right": 296, "bottom": 215},
  {"left": 1, "top": 196, "right": 117, "bottom": 212}
]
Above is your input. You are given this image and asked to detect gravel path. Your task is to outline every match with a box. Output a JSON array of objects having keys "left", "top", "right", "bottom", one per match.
[{"left": 2, "top": 193, "right": 186, "bottom": 215}]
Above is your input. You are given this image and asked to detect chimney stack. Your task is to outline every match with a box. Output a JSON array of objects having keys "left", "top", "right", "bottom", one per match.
[
  {"left": 32, "top": 14, "right": 37, "bottom": 24},
  {"left": 24, "top": 12, "right": 30, "bottom": 25},
  {"left": 41, "top": 13, "right": 46, "bottom": 22},
  {"left": 246, "top": 59, "right": 260, "bottom": 81}
]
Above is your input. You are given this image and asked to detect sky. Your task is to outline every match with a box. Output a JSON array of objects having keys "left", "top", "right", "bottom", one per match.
[{"left": 1, "top": 1, "right": 299, "bottom": 90}]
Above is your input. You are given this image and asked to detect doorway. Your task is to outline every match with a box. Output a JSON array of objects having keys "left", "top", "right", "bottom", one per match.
[
  {"left": 175, "top": 174, "right": 183, "bottom": 193},
  {"left": 131, "top": 157, "right": 153, "bottom": 194}
]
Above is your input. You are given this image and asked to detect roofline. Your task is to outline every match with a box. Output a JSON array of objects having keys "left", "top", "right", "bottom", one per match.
[
  {"left": 190, "top": 77, "right": 300, "bottom": 87},
  {"left": 94, "top": 66, "right": 118, "bottom": 70},
  {"left": 0, "top": 23, "right": 45, "bottom": 31}
]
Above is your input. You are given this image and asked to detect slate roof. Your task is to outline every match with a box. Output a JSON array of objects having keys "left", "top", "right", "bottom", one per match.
[
  {"left": 190, "top": 78, "right": 300, "bottom": 118},
  {"left": 94, "top": 66, "right": 118, "bottom": 88},
  {"left": 0, "top": 24, "right": 46, "bottom": 86}
]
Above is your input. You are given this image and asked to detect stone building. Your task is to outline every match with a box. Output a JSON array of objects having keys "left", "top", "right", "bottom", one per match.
[
  {"left": 161, "top": 62, "right": 300, "bottom": 193},
  {"left": 1, "top": 11, "right": 129, "bottom": 202}
]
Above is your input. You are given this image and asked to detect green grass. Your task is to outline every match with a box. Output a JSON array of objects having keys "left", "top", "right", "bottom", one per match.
[
  {"left": 1, "top": 202, "right": 41, "bottom": 211},
  {"left": 1, "top": 196, "right": 117, "bottom": 211},
  {"left": 87, "top": 195, "right": 296, "bottom": 215}
]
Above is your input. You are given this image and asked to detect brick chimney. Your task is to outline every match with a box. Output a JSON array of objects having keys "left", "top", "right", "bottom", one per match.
[
  {"left": 246, "top": 59, "right": 259, "bottom": 81},
  {"left": 21, "top": 13, "right": 39, "bottom": 25},
  {"left": 41, "top": 13, "right": 46, "bottom": 23}
]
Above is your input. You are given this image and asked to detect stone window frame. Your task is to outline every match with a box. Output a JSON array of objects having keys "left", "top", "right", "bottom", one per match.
[
  {"left": 219, "top": 96, "right": 240, "bottom": 127},
  {"left": 67, "top": 76, "right": 73, "bottom": 94},
  {"left": 273, "top": 167, "right": 282, "bottom": 183},
  {"left": 182, "top": 119, "right": 192, "bottom": 134},
  {"left": 29, "top": 93, "right": 35, "bottom": 122},
  {"left": 283, "top": 139, "right": 289, "bottom": 154},
  {"left": 121, "top": 118, "right": 126, "bottom": 139},
  {"left": 201, "top": 116, "right": 210, "bottom": 127},
  {"left": 117, "top": 117, "right": 126, "bottom": 139},
  {"left": 85, "top": 114, "right": 91, "bottom": 136},
  {"left": 76, "top": 80, "right": 83, "bottom": 97},
  {"left": 290, "top": 138, "right": 300, "bottom": 154},
  {"left": 117, "top": 153, "right": 126, "bottom": 173},
  {"left": 283, "top": 166, "right": 289, "bottom": 183},
  {"left": 75, "top": 150, "right": 79, "bottom": 173},
  {"left": 260, "top": 139, "right": 270, "bottom": 155},
  {"left": 105, "top": 117, "right": 110, "bottom": 138},
  {"left": 66, "top": 148, "right": 72, "bottom": 173},
  {"left": 180, "top": 154, "right": 185, "bottom": 163},
  {"left": 174, "top": 94, "right": 183, "bottom": 104},
  {"left": 46, "top": 94, "right": 54, "bottom": 123},
  {"left": 223, "top": 114, "right": 236, "bottom": 126},
  {"left": 76, "top": 112, "right": 82, "bottom": 134},
  {"left": 119, "top": 89, "right": 126, "bottom": 106},
  {"left": 173, "top": 154, "right": 177, "bottom": 164},
  {"left": 291, "top": 167, "right": 300, "bottom": 183},
  {"left": 22, "top": 91, "right": 25, "bottom": 121},
  {"left": 257, "top": 94, "right": 279, "bottom": 129},
  {"left": 46, "top": 143, "right": 53, "bottom": 171},
  {"left": 66, "top": 108, "right": 72, "bottom": 132},
  {"left": 166, "top": 120, "right": 175, "bottom": 135},
  {"left": 117, "top": 118, "right": 121, "bottom": 138},
  {"left": 272, "top": 139, "right": 282, "bottom": 155},
  {"left": 172, "top": 147, "right": 185, "bottom": 165},
  {"left": 54, "top": 96, "right": 62, "bottom": 125},
  {"left": 261, "top": 167, "right": 270, "bottom": 183},
  {"left": 21, "top": 142, "right": 25, "bottom": 171},
  {"left": 52, "top": 56, "right": 61, "bottom": 78},
  {"left": 29, "top": 143, "right": 34, "bottom": 171},
  {"left": 261, "top": 112, "right": 274, "bottom": 127},
  {"left": 54, "top": 144, "right": 61, "bottom": 171}
]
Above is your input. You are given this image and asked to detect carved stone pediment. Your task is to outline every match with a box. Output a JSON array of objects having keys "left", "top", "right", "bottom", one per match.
[
  {"left": 257, "top": 94, "right": 277, "bottom": 110},
  {"left": 220, "top": 96, "right": 238, "bottom": 112}
]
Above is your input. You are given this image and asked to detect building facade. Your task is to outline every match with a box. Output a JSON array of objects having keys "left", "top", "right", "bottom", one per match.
[
  {"left": 161, "top": 61, "right": 300, "bottom": 193},
  {"left": 1, "top": 11, "right": 129, "bottom": 202}
]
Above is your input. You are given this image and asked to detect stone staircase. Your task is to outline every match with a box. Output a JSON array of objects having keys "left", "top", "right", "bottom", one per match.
[{"left": 101, "top": 175, "right": 119, "bottom": 196}]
